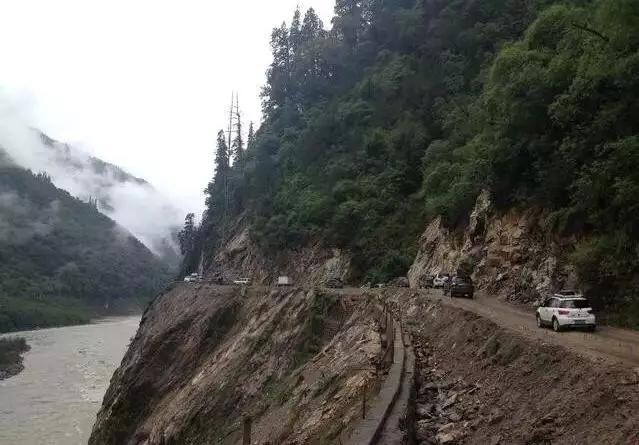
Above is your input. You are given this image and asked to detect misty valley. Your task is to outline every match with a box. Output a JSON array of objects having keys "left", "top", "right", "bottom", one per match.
[{"left": 2, "top": 0, "right": 639, "bottom": 444}]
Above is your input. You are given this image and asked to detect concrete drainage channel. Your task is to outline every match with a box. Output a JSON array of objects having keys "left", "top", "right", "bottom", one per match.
[{"left": 344, "top": 308, "right": 417, "bottom": 445}]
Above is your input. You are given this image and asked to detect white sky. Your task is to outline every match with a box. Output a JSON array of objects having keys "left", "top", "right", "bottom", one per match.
[{"left": 0, "top": 0, "right": 335, "bottom": 217}]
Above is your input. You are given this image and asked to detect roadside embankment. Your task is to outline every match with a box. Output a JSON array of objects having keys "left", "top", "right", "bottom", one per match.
[
  {"left": 0, "top": 336, "right": 30, "bottom": 380},
  {"left": 89, "top": 284, "right": 388, "bottom": 445},
  {"left": 384, "top": 291, "right": 639, "bottom": 444}
]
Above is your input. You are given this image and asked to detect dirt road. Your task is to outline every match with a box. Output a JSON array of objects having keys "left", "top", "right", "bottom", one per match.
[
  {"left": 409, "top": 288, "right": 639, "bottom": 367},
  {"left": 198, "top": 283, "right": 639, "bottom": 366}
]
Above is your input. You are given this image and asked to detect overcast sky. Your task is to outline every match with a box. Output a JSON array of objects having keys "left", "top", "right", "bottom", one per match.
[{"left": 0, "top": 0, "right": 334, "bottom": 217}]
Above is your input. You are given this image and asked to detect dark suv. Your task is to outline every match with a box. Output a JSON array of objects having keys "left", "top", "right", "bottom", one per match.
[{"left": 447, "top": 276, "right": 474, "bottom": 299}]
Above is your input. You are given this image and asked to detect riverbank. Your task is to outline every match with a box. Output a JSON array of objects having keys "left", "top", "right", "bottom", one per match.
[
  {"left": 0, "top": 337, "right": 30, "bottom": 380},
  {"left": 0, "top": 294, "right": 148, "bottom": 334}
]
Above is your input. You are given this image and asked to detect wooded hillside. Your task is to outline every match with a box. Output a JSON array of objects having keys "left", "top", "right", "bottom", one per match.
[{"left": 187, "top": 0, "right": 639, "bottom": 323}]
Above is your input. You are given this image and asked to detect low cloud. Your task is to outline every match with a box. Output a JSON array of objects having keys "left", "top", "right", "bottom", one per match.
[
  {"left": 0, "top": 97, "right": 183, "bottom": 263},
  {"left": 0, "top": 191, "right": 60, "bottom": 245}
]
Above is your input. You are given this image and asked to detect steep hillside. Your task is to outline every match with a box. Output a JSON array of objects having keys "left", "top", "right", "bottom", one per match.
[
  {"left": 185, "top": 0, "right": 639, "bottom": 322},
  {"left": 0, "top": 159, "right": 172, "bottom": 332},
  {"left": 0, "top": 125, "right": 182, "bottom": 268},
  {"left": 89, "top": 284, "right": 384, "bottom": 444}
]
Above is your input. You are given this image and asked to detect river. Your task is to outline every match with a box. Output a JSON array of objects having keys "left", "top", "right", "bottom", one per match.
[{"left": 0, "top": 316, "right": 140, "bottom": 445}]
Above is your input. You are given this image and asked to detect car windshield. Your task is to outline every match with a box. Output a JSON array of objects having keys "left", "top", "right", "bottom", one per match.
[{"left": 561, "top": 299, "right": 590, "bottom": 309}]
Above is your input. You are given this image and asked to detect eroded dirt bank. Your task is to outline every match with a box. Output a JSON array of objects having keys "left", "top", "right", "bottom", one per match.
[
  {"left": 89, "top": 284, "right": 385, "bottom": 445},
  {"left": 385, "top": 291, "right": 639, "bottom": 445}
]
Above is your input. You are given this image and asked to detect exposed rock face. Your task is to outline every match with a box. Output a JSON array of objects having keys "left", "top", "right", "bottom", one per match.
[
  {"left": 89, "top": 284, "right": 381, "bottom": 445},
  {"left": 207, "top": 219, "right": 352, "bottom": 286},
  {"left": 408, "top": 191, "right": 578, "bottom": 303}
]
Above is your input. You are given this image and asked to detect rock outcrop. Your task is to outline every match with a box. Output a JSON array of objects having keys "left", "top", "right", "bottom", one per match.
[
  {"left": 408, "top": 191, "right": 578, "bottom": 303},
  {"left": 205, "top": 218, "right": 352, "bottom": 287}
]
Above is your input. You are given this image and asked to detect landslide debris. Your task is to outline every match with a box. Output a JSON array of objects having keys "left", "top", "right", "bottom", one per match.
[
  {"left": 89, "top": 284, "right": 384, "bottom": 445},
  {"left": 383, "top": 291, "right": 639, "bottom": 445}
]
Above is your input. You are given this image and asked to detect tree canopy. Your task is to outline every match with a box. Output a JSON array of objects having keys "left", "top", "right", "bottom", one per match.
[{"left": 196, "top": 0, "right": 639, "bottom": 322}]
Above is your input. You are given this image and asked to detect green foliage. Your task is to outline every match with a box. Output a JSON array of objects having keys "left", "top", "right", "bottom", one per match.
[
  {"left": 195, "top": 0, "right": 639, "bottom": 316},
  {"left": 0, "top": 165, "right": 171, "bottom": 332},
  {"left": 0, "top": 295, "right": 90, "bottom": 333}
]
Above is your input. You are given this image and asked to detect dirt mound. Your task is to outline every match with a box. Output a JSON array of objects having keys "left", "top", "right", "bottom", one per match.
[{"left": 394, "top": 294, "right": 639, "bottom": 444}]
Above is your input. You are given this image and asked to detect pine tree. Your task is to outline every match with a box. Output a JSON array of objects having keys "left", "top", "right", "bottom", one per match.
[
  {"left": 263, "top": 22, "right": 292, "bottom": 111},
  {"left": 177, "top": 213, "right": 196, "bottom": 256},
  {"left": 215, "top": 130, "right": 230, "bottom": 179},
  {"left": 333, "top": 0, "right": 364, "bottom": 50},
  {"left": 290, "top": 7, "right": 302, "bottom": 57},
  {"left": 301, "top": 7, "right": 324, "bottom": 43},
  {"left": 247, "top": 122, "right": 256, "bottom": 152}
]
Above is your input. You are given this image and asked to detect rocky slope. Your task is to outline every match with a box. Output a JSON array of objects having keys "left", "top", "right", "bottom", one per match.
[
  {"left": 203, "top": 217, "right": 352, "bottom": 287},
  {"left": 383, "top": 290, "right": 639, "bottom": 445},
  {"left": 210, "top": 190, "right": 580, "bottom": 306},
  {"left": 89, "top": 284, "right": 386, "bottom": 445},
  {"left": 408, "top": 191, "right": 579, "bottom": 304}
]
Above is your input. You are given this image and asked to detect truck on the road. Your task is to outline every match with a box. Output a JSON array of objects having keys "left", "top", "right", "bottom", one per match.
[{"left": 277, "top": 276, "right": 292, "bottom": 286}]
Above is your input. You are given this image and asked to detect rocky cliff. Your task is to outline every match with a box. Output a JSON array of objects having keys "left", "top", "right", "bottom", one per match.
[
  {"left": 408, "top": 191, "right": 579, "bottom": 304},
  {"left": 203, "top": 218, "right": 352, "bottom": 287},
  {"left": 89, "top": 284, "right": 384, "bottom": 445}
]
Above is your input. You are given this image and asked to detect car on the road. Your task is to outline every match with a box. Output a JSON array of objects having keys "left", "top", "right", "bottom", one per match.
[
  {"left": 184, "top": 273, "right": 200, "bottom": 283},
  {"left": 536, "top": 291, "right": 596, "bottom": 332},
  {"left": 447, "top": 276, "right": 474, "bottom": 298},
  {"left": 433, "top": 273, "right": 450, "bottom": 288},
  {"left": 233, "top": 278, "right": 251, "bottom": 286}
]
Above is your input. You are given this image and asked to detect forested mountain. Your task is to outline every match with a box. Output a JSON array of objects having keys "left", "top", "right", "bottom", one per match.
[
  {"left": 0, "top": 152, "right": 172, "bottom": 332},
  {"left": 186, "top": 0, "right": 638, "bottom": 320},
  {"left": 1, "top": 128, "right": 183, "bottom": 269}
]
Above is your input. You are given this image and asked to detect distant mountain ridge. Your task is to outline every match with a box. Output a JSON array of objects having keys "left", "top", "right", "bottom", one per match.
[
  {"left": 3, "top": 129, "right": 183, "bottom": 268},
  {"left": 0, "top": 157, "right": 172, "bottom": 333}
]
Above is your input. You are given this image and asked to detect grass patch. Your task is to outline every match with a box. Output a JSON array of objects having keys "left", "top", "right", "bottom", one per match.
[{"left": 0, "top": 295, "right": 91, "bottom": 333}]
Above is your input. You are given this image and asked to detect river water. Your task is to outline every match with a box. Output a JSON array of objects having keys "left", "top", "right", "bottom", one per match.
[{"left": 0, "top": 316, "right": 140, "bottom": 445}]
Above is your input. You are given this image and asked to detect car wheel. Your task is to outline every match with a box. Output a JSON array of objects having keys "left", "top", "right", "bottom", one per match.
[
  {"left": 552, "top": 317, "right": 561, "bottom": 332},
  {"left": 536, "top": 314, "right": 542, "bottom": 328}
]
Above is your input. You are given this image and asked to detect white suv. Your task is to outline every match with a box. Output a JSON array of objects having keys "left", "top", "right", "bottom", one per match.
[
  {"left": 433, "top": 273, "right": 450, "bottom": 288},
  {"left": 536, "top": 291, "right": 596, "bottom": 332}
]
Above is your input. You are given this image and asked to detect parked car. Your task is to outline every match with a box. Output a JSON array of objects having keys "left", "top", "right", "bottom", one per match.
[
  {"left": 433, "top": 273, "right": 450, "bottom": 288},
  {"left": 184, "top": 273, "right": 200, "bottom": 283},
  {"left": 233, "top": 278, "right": 251, "bottom": 286},
  {"left": 325, "top": 277, "right": 344, "bottom": 289},
  {"left": 536, "top": 291, "right": 596, "bottom": 332},
  {"left": 277, "top": 276, "right": 292, "bottom": 286},
  {"left": 447, "top": 276, "right": 474, "bottom": 298}
]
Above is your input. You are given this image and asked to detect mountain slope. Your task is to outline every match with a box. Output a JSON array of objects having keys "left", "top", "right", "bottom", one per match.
[
  {"left": 0, "top": 122, "right": 182, "bottom": 269},
  {"left": 191, "top": 0, "right": 639, "bottom": 322},
  {"left": 0, "top": 156, "right": 171, "bottom": 332}
]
